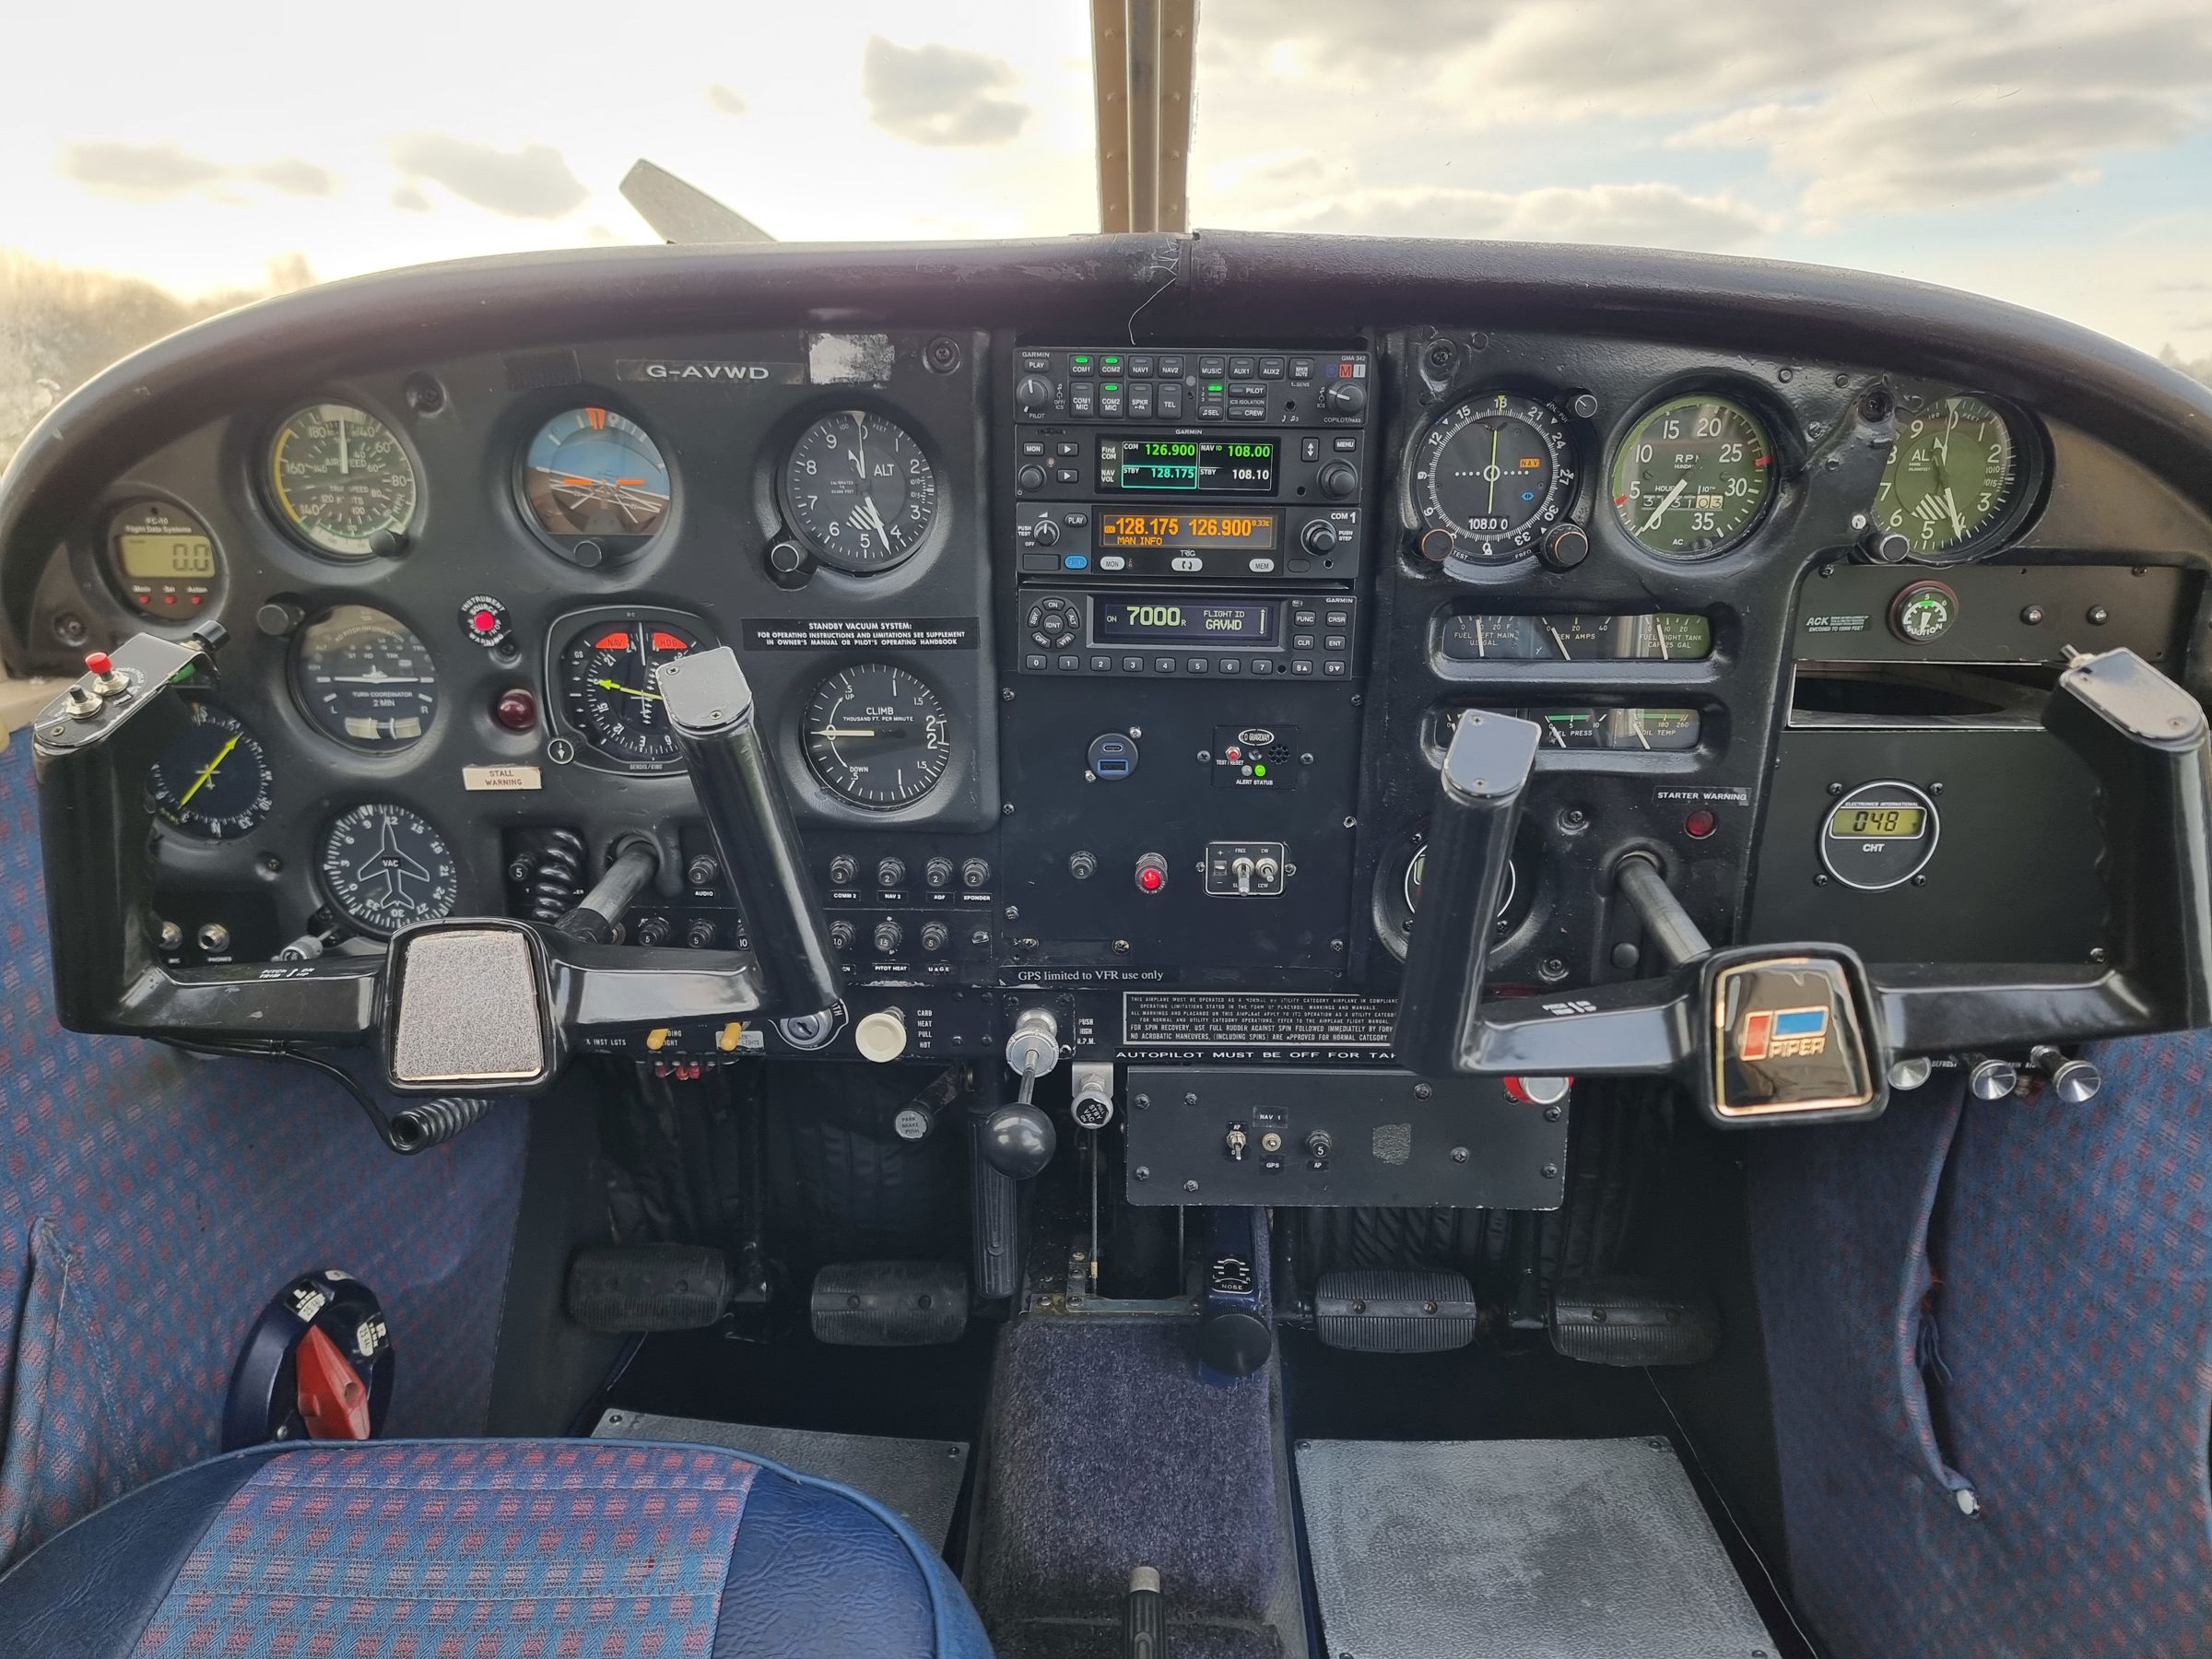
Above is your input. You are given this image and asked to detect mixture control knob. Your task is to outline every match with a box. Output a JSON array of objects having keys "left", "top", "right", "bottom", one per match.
[
  {"left": 960, "top": 857, "right": 993, "bottom": 889},
  {"left": 1317, "top": 460, "right": 1359, "bottom": 500},
  {"left": 919, "top": 920, "right": 951, "bottom": 953},
  {"left": 829, "top": 920, "right": 857, "bottom": 952},
  {"left": 924, "top": 856, "right": 955, "bottom": 889},
  {"left": 872, "top": 919, "right": 904, "bottom": 956},
  {"left": 1016, "top": 463, "right": 1047, "bottom": 491},
  {"left": 876, "top": 856, "right": 907, "bottom": 889},
  {"left": 1031, "top": 517, "right": 1063, "bottom": 547},
  {"left": 1968, "top": 1057, "right": 2019, "bottom": 1100},
  {"left": 828, "top": 853, "right": 859, "bottom": 887},
  {"left": 1015, "top": 375, "right": 1055, "bottom": 415},
  {"left": 854, "top": 1007, "right": 910, "bottom": 1064},
  {"left": 1301, "top": 519, "right": 1339, "bottom": 555},
  {"left": 1323, "top": 381, "right": 1368, "bottom": 416}
]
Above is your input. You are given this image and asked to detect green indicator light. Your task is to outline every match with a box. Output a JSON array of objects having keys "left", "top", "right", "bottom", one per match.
[
  {"left": 1103, "top": 382, "right": 1120, "bottom": 392},
  {"left": 1207, "top": 382, "right": 1225, "bottom": 393},
  {"left": 1102, "top": 355, "right": 1122, "bottom": 365},
  {"left": 1253, "top": 763, "right": 1267, "bottom": 777},
  {"left": 1072, "top": 354, "right": 1091, "bottom": 363}
]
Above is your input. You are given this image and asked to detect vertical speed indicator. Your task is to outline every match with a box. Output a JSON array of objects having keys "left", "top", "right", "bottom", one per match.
[{"left": 804, "top": 664, "right": 952, "bottom": 809}]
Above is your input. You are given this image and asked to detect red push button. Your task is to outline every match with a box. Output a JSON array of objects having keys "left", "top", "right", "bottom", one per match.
[{"left": 1135, "top": 853, "right": 1169, "bottom": 893}]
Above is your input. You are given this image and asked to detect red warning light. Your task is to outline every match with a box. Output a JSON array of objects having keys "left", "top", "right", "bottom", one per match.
[
  {"left": 650, "top": 630, "right": 688, "bottom": 653},
  {"left": 594, "top": 630, "right": 630, "bottom": 650}
]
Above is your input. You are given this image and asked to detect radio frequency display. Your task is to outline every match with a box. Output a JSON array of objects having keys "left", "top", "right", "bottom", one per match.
[
  {"left": 1098, "top": 437, "right": 1277, "bottom": 494},
  {"left": 1098, "top": 511, "right": 1279, "bottom": 550}
]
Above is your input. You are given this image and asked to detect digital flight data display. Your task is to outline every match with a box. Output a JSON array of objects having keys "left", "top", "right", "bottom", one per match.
[
  {"left": 116, "top": 534, "right": 218, "bottom": 579},
  {"left": 1827, "top": 804, "right": 1927, "bottom": 840},
  {"left": 1098, "top": 437, "right": 1277, "bottom": 493},
  {"left": 1095, "top": 597, "right": 1279, "bottom": 645},
  {"left": 1097, "top": 511, "right": 1279, "bottom": 550}
]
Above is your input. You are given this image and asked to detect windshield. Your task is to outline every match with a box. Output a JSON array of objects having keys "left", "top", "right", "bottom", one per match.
[{"left": 5, "top": 0, "right": 2209, "bottom": 465}]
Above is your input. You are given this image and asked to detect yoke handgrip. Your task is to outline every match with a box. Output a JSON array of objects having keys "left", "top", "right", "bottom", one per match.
[
  {"left": 1393, "top": 711, "right": 1541, "bottom": 1077},
  {"left": 658, "top": 647, "right": 842, "bottom": 1018},
  {"left": 2043, "top": 644, "right": 2212, "bottom": 1031}
]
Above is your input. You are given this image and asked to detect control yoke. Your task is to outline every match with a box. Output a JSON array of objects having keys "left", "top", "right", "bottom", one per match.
[
  {"left": 32, "top": 632, "right": 844, "bottom": 1094},
  {"left": 1392, "top": 645, "right": 2212, "bottom": 1124}
]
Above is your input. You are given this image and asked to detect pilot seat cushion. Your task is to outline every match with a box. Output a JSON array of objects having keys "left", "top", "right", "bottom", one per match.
[
  {"left": 1749, "top": 1036, "right": 2212, "bottom": 1657},
  {"left": 0, "top": 737, "right": 530, "bottom": 1568},
  {"left": 0, "top": 1439, "right": 993, "bottom": 1659}
]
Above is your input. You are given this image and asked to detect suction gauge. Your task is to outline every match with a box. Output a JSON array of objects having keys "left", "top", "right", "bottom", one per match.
[{"left": 1410, "top": 392, "right": 1576, "bottom": 564}]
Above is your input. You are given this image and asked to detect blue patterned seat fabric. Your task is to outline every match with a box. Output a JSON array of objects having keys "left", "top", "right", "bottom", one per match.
[
  {"left": 0, "top": 735, "right": 530, "bottom": 1567},
  {"left": 0, "top": 1439, "right": 993, "bottom": 1658},
  {"left": 1750, "top": 1035, "right": 2212, "bottom": 1657}
]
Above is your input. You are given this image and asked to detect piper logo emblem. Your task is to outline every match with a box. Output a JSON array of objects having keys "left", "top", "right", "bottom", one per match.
[{"left": 1738, "top": 1006, "right": 1830, "bottom": 1062}]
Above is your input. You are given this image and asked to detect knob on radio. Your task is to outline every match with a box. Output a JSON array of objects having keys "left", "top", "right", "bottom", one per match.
[
  {"left": 1016, "top": 375, "right": 1055, "bottom": 415},
  {"left": 1323, "top": 381, "right": 1368, "bottom": 416},
  {"left": 1317, "top": 461, "right": 1359, "bottom": 500},
  {"left": 1301, "top": 520, "right": 1339, "bottom": 555}
]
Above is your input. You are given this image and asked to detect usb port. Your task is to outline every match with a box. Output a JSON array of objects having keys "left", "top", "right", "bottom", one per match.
[{"left": 1088, "top": 734, "right": 1138, "bottom": 781}]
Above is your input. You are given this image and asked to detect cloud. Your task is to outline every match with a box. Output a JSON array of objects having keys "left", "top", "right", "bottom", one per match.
[
  {"left": 1203, "top": 0, "right": 2212, "bottom": 228},
  {"left": 1241, "top": 177, "right": 1775, "bottom": 252},
  {"left": 862, "top": 36, "right": 1030, "bottom": 147},
  {"left": 58, "top": 141, "right": 334, "bottom": 204},
  {"left": 245, "top": 158, "right": 335, "bottom": 197},
  {"left": 390, "top": 183, "right": 430, "bottom": 213},
  {"left": 705, "top": 82, "right": 747, "bottom": 115},
  {"left": 386, "top": 134, "right": 587, "bottom": 219}
]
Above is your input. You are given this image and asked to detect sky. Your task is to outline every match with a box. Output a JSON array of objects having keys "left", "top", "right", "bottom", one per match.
[{"left": 2, "top": 0, "right": 2208, "bottom": 361}]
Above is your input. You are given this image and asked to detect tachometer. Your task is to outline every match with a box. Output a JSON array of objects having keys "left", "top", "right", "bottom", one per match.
[
  {"left": 1410, "top": 391, "right": 1575, "bottom": 563},
  {"left": 267, "top": 403, "right": 418, "bottom": 557},
  {"left": 146, "top": 701, "right": 273, "bottom": 840},
  {"left": 556, "top": 615, "right": 706, "bottom": 770},
  {"left": 1874, "top": 394, "right": 2025, "bottom": 557},
  {"left": 521, "top": 406, "right": 672, "bottom": 559},
  {"left": 1610, "top": 395, "right": 1775, "bottom": 556},
  {"left": 292, "top": 606, "right": 440, "bottom": 753},
  {"left": 804, "top": 664, "right": 952, "bottom": 808},
  {"left": 317, "top": 804, "right": 459, "bottom": 936},
  {"left": 781, "top": 411, "right": 938, "bottom": 572}
]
